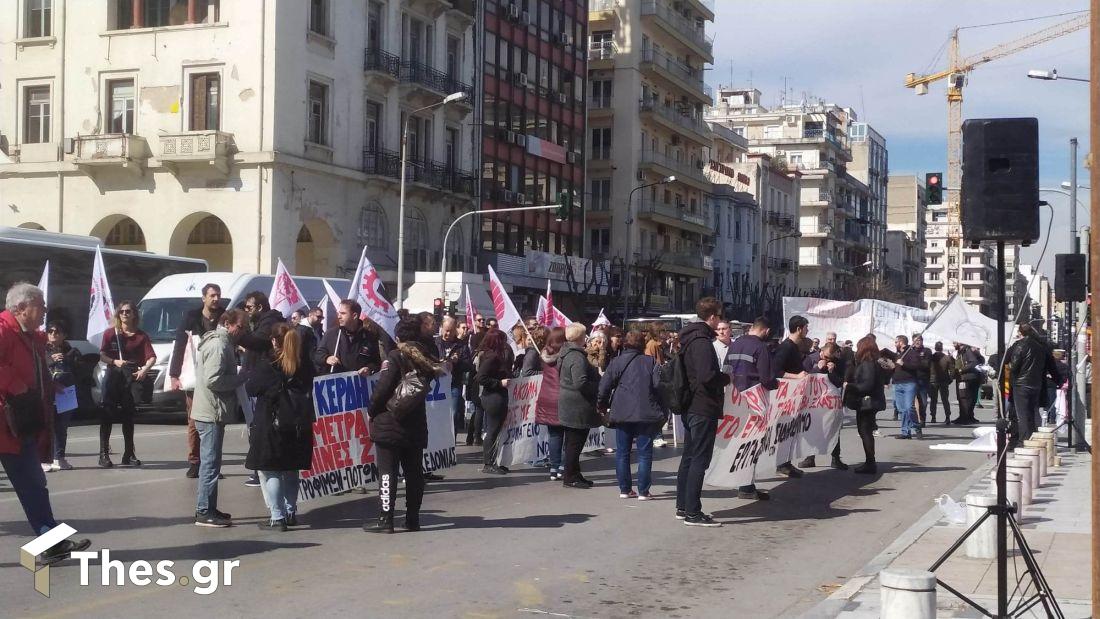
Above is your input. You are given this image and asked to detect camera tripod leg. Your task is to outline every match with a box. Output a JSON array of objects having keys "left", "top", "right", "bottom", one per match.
[
  {"left": 928, "top": 509, "right": 992, "bottom": 572},
  {"left": 1005, "top": 513, "right": 1065, "bottom": 619}
]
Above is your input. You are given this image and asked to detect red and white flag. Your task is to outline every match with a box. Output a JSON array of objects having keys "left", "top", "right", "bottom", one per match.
[
  {"left": 535, "top": 296, "right": 549, "bottom": 327},
  {"left": 537, "top": 296, "right": 573, "bottom": 327},
  {"left": 487, "top": 265, "right": 523, "bottom": 333},
  {"left": 593, "top": 308, "right": 611, "bottom": 328},
  {"left": 37, "top": 260, "right": 49, "bottom": 331},
  {"left": 86, "top": 246, "right": 115, "bottom": 347},
  {"left": 463, "top": 284, "right": 477, "bottom": 332},
  {"left": 269, "top": 258, "right": 310, "bottom": 319},
  {"left": 349, "top": 247, "right": 398, "bottom": 340},
  {"left": 539, "top": 280, "right": 555, "bottom": 327},
  {"left": 319, "top": 279, "right": 343, "bottom": 330}
]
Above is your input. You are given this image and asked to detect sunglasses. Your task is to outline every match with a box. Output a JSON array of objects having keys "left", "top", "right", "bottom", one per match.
[
  {"left": 118, "top": 309, "right": 134, "bottom": 315},
  {"left": 244, "top": 304, "right": 257, "bottom": 311},
  {"left": 47, "top": 328, "right": 61, "bottom": 334}
]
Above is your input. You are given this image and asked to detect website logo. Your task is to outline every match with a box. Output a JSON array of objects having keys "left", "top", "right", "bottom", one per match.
[{"left": 20, "top": 523, "right": 77, "bottom": 597}]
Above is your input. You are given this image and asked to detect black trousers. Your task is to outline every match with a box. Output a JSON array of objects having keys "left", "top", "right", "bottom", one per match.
[
  {"left": 375, "top": 442, "right": 423, "bottom": 516},
  {"left": 929, "top": 383, "right": 952, "bottom": 420},
  {"left": 101, "top": 373, "right": 138, "bottom": 456},
  {"left": 1012, "top": 384, "right": 1041, "bottom": 442},
  {"left": 480, "top": 390, "right": 507, "bottom": 466},
  {"left": 856, "top": 410, "right": 877, "bottom": 463},
  {"left": 956, "top": 380, "right": 980, "bottom": 421},
  {"left": 560, "top": 427, "right": 589, "bottom": 483},
  {"left": 676, "top": 415, "right": 718, "bottom": 515}
]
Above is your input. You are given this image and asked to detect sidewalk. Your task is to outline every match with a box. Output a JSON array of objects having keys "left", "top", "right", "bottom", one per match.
[{"left": 806, "top": 429, "right": 1094, "bottom": 618}]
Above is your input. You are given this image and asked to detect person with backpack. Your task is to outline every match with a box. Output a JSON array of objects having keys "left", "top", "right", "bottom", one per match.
[
  {"left": 246, "top": 323, "right": 316, "bottom": 532},
  {"left": 557, "top": 323, "right": 602, "bottom": 488},
  {"left": 364, "top": 314, "right": 442, "bottom": 533},
  {"left": 598, "top": 330, "right": 665, "bottom": 499},
  {"left": 169, "top": 283, "right": 225, "bottom": 479},
  {"left": 535, "top": 328, "right": 567, "bottom": 480},
  {"left": 672, "top": 298, "right": 730, "bottom": 527},
  {"left": 726, "top": 317, "right": 776, "bottom": 501},
  {"left": 843, "top": 335, "right": 892, "bottom": 474},
  {"left": 475, "top": 328, "right": 513, "bottom": 474}
]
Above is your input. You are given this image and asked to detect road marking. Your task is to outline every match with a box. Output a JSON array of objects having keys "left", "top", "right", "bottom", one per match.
[
  {"left": 67, "top": 429, "right": 186, "bottom": 443},
  {"left": 0, "top": 476, "right": 184, "bottom": 504}
]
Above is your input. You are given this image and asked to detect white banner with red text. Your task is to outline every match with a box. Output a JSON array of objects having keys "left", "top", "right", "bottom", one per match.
[
  {"left": 495, "top": 375, "right": 605, "bottom": 468},
  {"left": 298, "top": 371, "right": 456, "bottom": 501}
]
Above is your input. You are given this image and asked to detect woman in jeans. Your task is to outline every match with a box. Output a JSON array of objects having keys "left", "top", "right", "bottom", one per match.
[
  {"left": 45, "top": 321, "right": 81, "bottom": 472},
  {"left": 598, "top": 331, "right": 665, "bottom": 498},
  {"left": 98, "top": 301, "right": 156, "bottom": 468},
  {"left": 534, "top": 328, "right": 566, "bottom": 480},
  {"left": 246, "top": 323, "right": 315, "bottom": 531},
  {"left": 557, "top": 323, "right": 602, "bottom": 488},
  {"left": 844, "top": 335, "right": 893, "bottom": 474},
  {"left": 475, "top": 328, "right": 512, "bottom": 475}
]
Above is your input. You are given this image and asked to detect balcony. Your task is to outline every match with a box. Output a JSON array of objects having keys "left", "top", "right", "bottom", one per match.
[
  {"left": 639, "top": 48, "right": 711, "bottom": 105},
  {"left": 363, "top": 148, "right": 401, "bottom": 179},
  {"left": 589, "top": 0, "right": 621, "bottom": 19},
  {"left": 802, "top": 127, "right": 849, "bottom": 151},
  {"left": 638, "top": 100, "right": 712, "bottom": 146},
  {"left": 158, "top": 130, "right": 231, "bottom": 175},
  {"left": 640, "top": 0, "right": 714, "bottom": 61},
  {"left": 73, "top": 134, "right": 148, "bottom": 172},
  {"left": 588, "top": 40, "right": 618, "bottom": 64},
  {"left": 768, "top": 257, "right": 795, "bottom": 272},
  {"left": 637, "top": 149, "right": 708, "bottom": 190},
  {"left": 636, "top": 198, "right": 711, "bottom": 235},
  {"left": 961, "top": 278, "right": 986, "bottom": 287},
  {"left": 447, "top": 0, "right": 477, "bottom": 27},
  {"left": 364, "top": 48, "right": 400, "bottom": 81},
  {"left": 398, "top": 60, "right": 473, "bottom": 105},
  {"left": 639, "top": 249, "right": 708, "bottom": 275}
]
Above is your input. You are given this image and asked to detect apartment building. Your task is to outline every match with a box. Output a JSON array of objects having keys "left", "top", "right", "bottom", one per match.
[
  {"left": 703, "top": 121, "right": 760, "bottom": 314},
  {"left": 0, "top": 0, "right": 478, "bottom": 286},
  {"left": 884, "top": 230, "right": 923, "bottom": 307},
  {"left": 923, "top": 202, "right": 996, "bottom": 314},
  {"left": 708, "top": 88, "right": 876, "bottom": 299},
  {"left": 586, "top": 0, "right": 716, "bottom": 315},
  {"left": 885, "top": 175, "right": 927, "bottom": 307},
  {"left": 849, "top": 122, "right": 888, "bottom": 290}
]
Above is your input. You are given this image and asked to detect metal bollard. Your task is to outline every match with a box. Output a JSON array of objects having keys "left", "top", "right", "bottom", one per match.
[
  {"left": 880, "top": 568, "right": 937, "bottom": 619},
  {"left": 963, "top": 494, "right": 997, "bottom": 559}
]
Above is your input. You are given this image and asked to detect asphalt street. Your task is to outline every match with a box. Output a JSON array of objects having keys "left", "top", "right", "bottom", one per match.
[{"left": 2, "top": 399, "right": 991, "bottom": 619}]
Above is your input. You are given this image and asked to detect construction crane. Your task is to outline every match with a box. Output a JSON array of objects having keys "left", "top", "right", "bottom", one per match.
[{"left": 904, "top": 13, "right": 1089, "bottom": 299}]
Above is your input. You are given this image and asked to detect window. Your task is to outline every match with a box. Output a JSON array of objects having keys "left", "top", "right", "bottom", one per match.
[
  {"left": 359, "top": 203, "right": 387, "bottom": 249},
  {"left": 23, "top": 86, "right": 51, "bottom": 144},
  {"left": 590, "top": 228, "right": 610, "bottom": 256},
  {"left": 591, "top": 127, "right": 611, "bottom": 159},
  {"left": 445, "top": 127, "right": 458, "bottom": 169},
  {"left": 188, "top": 73, "right": 220, "bottom": 130},
  {"left": 309, "top": 0, "right": 328, "bottom": 36},
  {"left": 307, "top": 81, "right": 328, "bottom": 145},
  {"left": 108, "top": 79, "right": 135, "bottom": 134},
  {"left": 366, "top": 1, "right": 383, "bottom": 51},
  {"left": 590, "top": 178, "right": 611, "bottom": 211},
  {"left": 364, "top": 101, "right": 381, "bottom": 152},
  {"left": 447, "top": 36, "right": 461, "bottom": 79},
  {"left": 25, "top": 0, "right": 52, "bottom": 37},
  {"left": 144, "top": 0, "right": 170, "bottom": 27},
  {"left": 403, "top": 114, "right": 432, "bottom": 161}
]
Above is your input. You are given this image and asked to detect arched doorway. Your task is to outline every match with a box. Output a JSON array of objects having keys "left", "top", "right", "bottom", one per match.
[
  {"left": 169, "top": 213, "right": 233, "bottom": 271},
  {"left": 295, "top": 219, "right": 337, "bottom": 276},
  {"left": 17, "top": 222, "right": 46, "bottom": 230},
  {"left": 90, "top": 215, "right": 146, "bottom": 251}
]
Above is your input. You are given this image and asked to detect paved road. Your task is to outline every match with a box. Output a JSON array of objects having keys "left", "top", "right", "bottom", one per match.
[{"left": 2, "top": 403, "right": 992, "bottom": 618}]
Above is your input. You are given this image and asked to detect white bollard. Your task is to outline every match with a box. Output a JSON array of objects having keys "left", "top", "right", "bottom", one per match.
[
  {"left": 963, "top": 494, "right": 997, "bottom": 559},
  {"left": 1005, "top": 458, "right": 1033, "bottom": 506},
  {"left": 988, "top": 471, "right": 1024, "bottom": 517},
  {"left": 1019, "top": 443, "right": 1048, "bottom": 479},
  {"left": 1031, "top": 432, "right": 1057, "bottom": 466},
  {"left": 880, "top": 568, "right": 937, "bottom": 619},
  {"left": 1013, "top": 448, "right": 1043, "bottom": 488}
]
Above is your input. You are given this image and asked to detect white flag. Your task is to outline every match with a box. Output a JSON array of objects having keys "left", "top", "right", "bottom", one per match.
[
  {"left": 541, "top": 280, "right": 555, "bottom": 327},
  {"left": 86, "top": 246, "right": 115, "bottom": 347},
  {"left": 464, "top": 284, "right": 477, "bottom": 333},
  {"left": 37, "top": 260, "right": 49, "bottom": 331},
  {"left": 349, "top": 247, "right": 398, "bottom": 340},
  {"left": 535, "top": 296, "right": 549, "bottom": 326},
  {"left": 593, "top": 308, "right": 611, "bottom": 328},
  {"left": 487, "top": 265, "right": 523, "bottom": 334},
  {"left": 269, "top": 258, "right": 310, "bottom": 319},
  {"left": 319, "top": 279, "right": 342, "bottom": 330}
]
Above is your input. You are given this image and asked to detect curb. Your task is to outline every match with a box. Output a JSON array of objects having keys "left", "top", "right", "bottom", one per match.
[{"left": 800, "top": 458, "right": 996, "bottom": 618}]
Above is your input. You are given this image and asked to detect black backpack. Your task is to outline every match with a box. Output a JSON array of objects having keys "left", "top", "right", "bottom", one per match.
[{"left": 654, "top": 344, "right": 692, "bottom": 415}]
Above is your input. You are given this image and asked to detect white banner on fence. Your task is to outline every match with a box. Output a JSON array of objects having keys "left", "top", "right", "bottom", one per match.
[
  {"left": 495, "top": 375, "right": 605, "bottom": 468},
  {"left": 299, "top": 371, "right": 456, "bottom": 501}
]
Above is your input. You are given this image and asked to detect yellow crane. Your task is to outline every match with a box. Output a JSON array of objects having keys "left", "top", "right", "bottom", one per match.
[{"left": 904, "top": 13, "right": 1089, "bottom": 298}]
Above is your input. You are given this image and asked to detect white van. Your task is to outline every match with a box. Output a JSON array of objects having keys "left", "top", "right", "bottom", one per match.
[{"left": 136, "top": 272, "right": 350, "bottom": 410}]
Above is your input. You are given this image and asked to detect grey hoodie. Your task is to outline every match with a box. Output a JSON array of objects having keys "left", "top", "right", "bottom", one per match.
[{"left": 190, "top": 327, "right": 240, "bottom": 424}]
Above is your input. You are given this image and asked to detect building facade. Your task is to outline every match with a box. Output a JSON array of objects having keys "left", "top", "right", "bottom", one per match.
[
  {"left": 885, "top": 174, "right": 927, "bottom": 307},
  {"left": 849, "top": 122, "right": 888, "bottom": 290},
  {"left": 586, "top": 0, "right": 716, "bottom": 315},
  {"left": 923, "top": 202, "right": 996, "bottom": 314},
  {"left": 0, "top": 0, "right": 478, "bottom": 291}
]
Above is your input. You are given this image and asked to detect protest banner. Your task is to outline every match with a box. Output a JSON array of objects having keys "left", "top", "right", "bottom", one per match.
[
  {"left": 704, "top": 375, "right": 843, "bottom": 489},
  {"left": 495, "top": 375, "right": 604, "bottom": 469},
  {"left": 299, "top": 371, "right": 456, "bottom": 501}
]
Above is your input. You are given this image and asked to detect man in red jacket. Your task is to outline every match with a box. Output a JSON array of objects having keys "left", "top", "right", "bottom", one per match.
[{"left": 0, "top": 283, "right": 90, "bottom": 562}]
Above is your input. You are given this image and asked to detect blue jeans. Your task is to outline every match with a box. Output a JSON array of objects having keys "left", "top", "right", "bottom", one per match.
[
  {"left": 894, "top": 382, "right": 918, "bottom": 436},
  {"left": 258, "top": 470, "right": 300, "bottom": 521},
  {"left": 547, "top": 425, "right": 565, "bottom": 473},
  {"left": 450, "top": 386, "right": 464, "bottom": 434},
  {"left": 615, "top": 422, "right": 657, "bottom": 494},
  {"left": 0, "top": 437, "right": 58, "bottom": 535},
  {"left": 195, "top": 421, "right": 225, "bottom": 513},
  {"left": 54, "top": 410, "right": 73, "bottom": 459}
]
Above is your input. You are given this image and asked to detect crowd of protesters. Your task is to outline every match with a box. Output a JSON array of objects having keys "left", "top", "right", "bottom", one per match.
[{"left": 1, "top": 277, "right": 1080, "bottom": 562}]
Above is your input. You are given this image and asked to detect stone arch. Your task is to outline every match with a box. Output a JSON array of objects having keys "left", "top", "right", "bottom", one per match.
[
  {"left": 17, "top": 222, "right": 46, "bottom": 230},
  {"left": 90, "top": 215, "right": 146, "bottom": 251},
  {"left": 295, "top": 218, "right": 338, "bottom": 276},
  {"left": 169, "top": 212, "right": 233, "bottom": 271}
]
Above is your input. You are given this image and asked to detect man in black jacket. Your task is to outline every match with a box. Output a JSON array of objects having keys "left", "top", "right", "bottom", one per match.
[
  {"left": 1009, "top": 324, "right": 1060, "bottom": 442},
  {"left": 798, "top": 342, "right": 848, "bottom": 471},
  {"left": 168, "top": 283, "right": 224, "bottom": 478},
  {"left": 314, "top": 300, "right": 383, "bottom": 376},
  {"left": 770, "top": 315, "right": 810, "bottom": 477},
  {"left": 238, "top": 290, "right": 286, "bottom": 487},
  {"left": 726, "top": 317, "right": 775, "bottom": 501},
  {"left": 953, "top": 343, "right": 985, "bottom": 424},
  {"left": 674, "top": 297, "right": 730, "bottom": 528}
]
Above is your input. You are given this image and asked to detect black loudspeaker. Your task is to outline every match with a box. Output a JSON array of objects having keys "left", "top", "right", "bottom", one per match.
[
  {"left": 1054, "top": 253, "right": 1087, "bottom": 302},
  {"left": 961, "top": 118, "right": 1040, "bottom": 243}
]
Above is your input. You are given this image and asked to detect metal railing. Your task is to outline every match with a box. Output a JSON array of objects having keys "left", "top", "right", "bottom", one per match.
[
  {"left": 640, "top": 48, "right": 708, "bottom": 97},
  {"left": 637, "top": 198, "right": 708, "bottom": 228},
  {"left": 589, "top": 96, "right": 613, "bottom": 109},
  {"left": 588, "top": 40, "right": 618, "bottom": 60},
  {"left": 640, "top": 0, "right": 713, "bottom": 55},
  {"left": 364, "top": 48, "right": 400, "bottom": 77},
  {"left": 638, "top": 100, "right": 709, "bottom": 139},
  {"left": 399, "top": 60, "right": 473, "bottom": 100},
  {"left": 362, "top": 148, "right": 476, "bottom": 196},
  {"left": 638, "top": 149, "right": 707, "bottom": 185},
  {"left": 590, "top": 0, "right": 619, "bottom": 12}
]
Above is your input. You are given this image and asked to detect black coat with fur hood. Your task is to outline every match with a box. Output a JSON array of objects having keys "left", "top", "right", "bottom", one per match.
[{"left": 368, "top": 341, "right": 441, "bottom": 448}]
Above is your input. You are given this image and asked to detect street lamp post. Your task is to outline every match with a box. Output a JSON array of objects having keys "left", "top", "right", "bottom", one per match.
[
  {"left": 396, "top": 91, "right": 467, "bottom": 310},
  {"left": 621, "top": 176, "right": 675, "bottom": 325},
  {"left": 763, "top": 231, "right": 803, "bottom": 292},
  {"left": 1027, "top": 68, "right": 1091, "bottom": 83}
]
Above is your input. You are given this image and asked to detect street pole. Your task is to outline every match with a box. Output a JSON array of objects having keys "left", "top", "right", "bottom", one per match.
[
  {"left": 1068, "top": 138, "right": 1077, "bottom": 451},
  {"left": 621, "top": 177, "right": 675, "bottom": 326},
  {"left": 1090, "top": 2, "right": 1098, "bottom": 613},
  {"left": 995, "top": 241, "right": 1008, "bottom": 618}
]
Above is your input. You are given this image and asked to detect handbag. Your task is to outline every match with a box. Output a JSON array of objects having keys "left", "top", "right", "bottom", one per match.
[
  {"left": 170, "top": 332, "right": 200, "bottom": 392},
  {"left": 385, "top": 353, "right": 432, "bottom": 418}
]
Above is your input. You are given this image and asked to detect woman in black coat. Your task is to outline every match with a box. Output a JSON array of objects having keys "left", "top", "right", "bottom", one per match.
[
  {"left": 475, "top": 328, "right": 513, "bottom": 475},
  {"left": 246, "top": 323, "right": 315, "bottom": 531},
  {"left": 364, "top": 315, "right": 441, "bottom": 534},
  {"left": 844, "top": 335, "right": 893, "bottom": 474}
]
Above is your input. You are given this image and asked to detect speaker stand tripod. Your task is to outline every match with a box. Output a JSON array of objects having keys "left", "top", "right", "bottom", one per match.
[{"left": 926, "top": 242, "right": 1063, "bottom": 618}]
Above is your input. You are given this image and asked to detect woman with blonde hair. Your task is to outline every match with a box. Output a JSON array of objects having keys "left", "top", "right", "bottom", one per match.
[
  {"left": 557, "top": 323, "right": 602, "bottom": 488},
  {"left": 98, "top": 300, "right": 156, "bottom": 468},
  {"left": 246, "top": 322, "right": 316, "bottom": 531}
]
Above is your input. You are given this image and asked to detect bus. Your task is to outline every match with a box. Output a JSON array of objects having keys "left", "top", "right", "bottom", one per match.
[{"left": 625, "top": 314, "right": 750, "bottom": 338}]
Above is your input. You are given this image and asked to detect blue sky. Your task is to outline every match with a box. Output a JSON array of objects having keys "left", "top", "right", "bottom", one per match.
[{"left": 711, "top": 1, "right": 1091, "bottom": 277}]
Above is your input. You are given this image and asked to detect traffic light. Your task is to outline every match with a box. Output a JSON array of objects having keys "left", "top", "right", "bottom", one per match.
[
  {"left": 555, "top": 191, "right": 573, "bottom": 221},
  {"left": 433, "top": 298, "right": 444, "bottom": 323},
  {"left": 926, "top": 172, "right": 943, "bottom": 205},
  {"left": 448, "top": 301, "right": 458, "bottom": 316}
]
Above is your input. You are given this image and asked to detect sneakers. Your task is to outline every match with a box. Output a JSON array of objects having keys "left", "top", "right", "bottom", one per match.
[
  {"left": 56, "top": 458, "right": 73, "bottom": 471},
  {"left": 244, "top": 474, "right": 261, "bottom": 487},
  {"left": 404, "top": 514, "right": 420, "bottom": 532},
  {"left": 830, "top": 457, "right": 849, "bottom": 471},
  {"left": 186, "top": 463, "right": 199, "bottom": 478},
  {"left": 638, "top": 491, "right": 653, "bottom": 501},
  {"left": 548, "top": 468, "right": 562, "bottom": 481},
  {"left": 675, "top": 509, "right": 687, "bottom": 520},
  {"left": 619, "top": 490, "right": 638, "bottom": 499},
  {"left": 286, "top": 513, "right": 298, "bottom": 527},
  {"left": 563, "top": 479, "right": 593, "bottom": 489},
  {"left": 365, "top": 513, "right": 395, "bottom": 534},
  {"left": 797, "top": 456, "right": 816, "bottom": 469},
  {"left": 258, "top": 518, "right": 287, "bottom": 532},
  {"left": 775, "top": 463, "right": 804, "bottom": 478},
  {"left": 737, "top": 488, "right": 770, "bottom": 501},
  {"left": 194, "top": 510, "right": 232, "bottom": 528},
  {"left": 40, "top": 538, "right": 92, "bottom": 565},
  {"left": 854, "top": 462, "right": 878, "bottom": 475},
  {"left": 896, "top": 434, "right": 912, "bottom": 440},
  {"left": 683, "top": 513, "right": 722, "bottom": 527},
  {"left": 423, "top": 472, "right": 445, "bottom": 481},
  {"left": 481, "top": 465, "right": 508, "bottom": 475},
  {"left": 41, "top": 463, "right": 54, "bottom": 473},
  {"left": 98, "top": 454, "right": 113, "bottom": 468},
  {"left": 121, "top": 454, "right": 142, "bottom": 467},
  {"left": 914, "top": 428, "right": 923, "bottom": 440},
  {"left": 872, "top": 429, "right": 883, "bottom": 438},
  {"left": 652, "top": 437, "right": 668, "bottom": 448}
]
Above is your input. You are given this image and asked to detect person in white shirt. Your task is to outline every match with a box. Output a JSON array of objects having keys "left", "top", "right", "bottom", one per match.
[{"left": 713, "top": 321, "right": 733, "bottom": 374}]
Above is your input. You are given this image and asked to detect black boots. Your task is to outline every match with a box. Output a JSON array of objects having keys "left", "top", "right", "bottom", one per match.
[
  {"left": 854, "top": 461, "right": 877, "bottom": 475},
  {"left": 404, "top": 513, "right": 420, "bottom": 532},
  {"left": 365, "top": 512, "right": 394, "bottom": 534}
]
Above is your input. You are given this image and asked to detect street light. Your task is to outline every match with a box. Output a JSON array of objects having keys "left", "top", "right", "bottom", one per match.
[
  {"left": 395, "top": 91, "right": 468, "bottom": 310},
  {"left": 1027, "top": 68, "right": 1090, "bottom": 83},
  {"left": 762, "top": 231, "right": 802, "bottom": 288},
  {"left": 1061, "top": 181, "right": 1091, "bottom": 190},
  {"left": 620, "top": 175, "right": 676, "bottom": 324}
]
